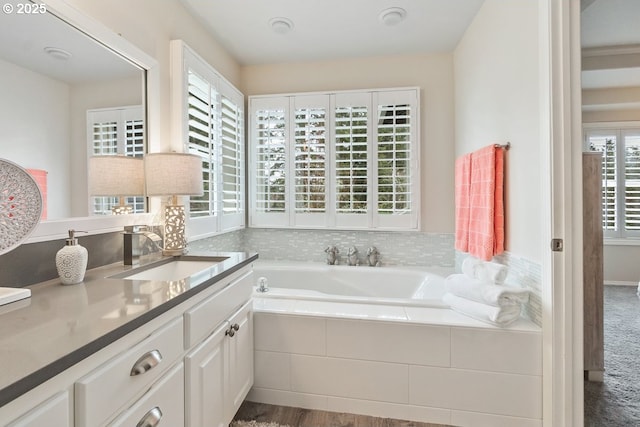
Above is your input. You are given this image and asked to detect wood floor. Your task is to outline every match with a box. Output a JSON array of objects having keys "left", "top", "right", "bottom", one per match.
[{"left": 232, "top": 401, "right": 451, "bottom": 427}]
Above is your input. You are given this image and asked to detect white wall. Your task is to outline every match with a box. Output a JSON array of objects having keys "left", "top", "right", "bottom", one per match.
[
  {"left": 241, "top": 54, "right": 456, "bottom": 233},
  {"left": 453, "top": 0, "right": 541, "bottom": 263},
  {"left": 63, "top": 0, "right": 241, "bottom": 152},
  {"left": 0, "top": 58, "right": 71, "bottom": 220}
]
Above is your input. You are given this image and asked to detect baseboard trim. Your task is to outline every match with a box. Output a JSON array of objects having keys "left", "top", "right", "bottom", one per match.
[{"left": 604, "top": 280, "right": 637, "bottom": 287}]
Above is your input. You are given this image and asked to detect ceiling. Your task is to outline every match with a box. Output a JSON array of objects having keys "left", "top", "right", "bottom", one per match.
[
  {"left": 178, "top": 0, "right": 485, "bottom": 66},
  {"left": 0, "top": 0, "right": 141, "bottom": 84},
  {"left": 581, "top": 0, "right": 640, "bottom": 90}
]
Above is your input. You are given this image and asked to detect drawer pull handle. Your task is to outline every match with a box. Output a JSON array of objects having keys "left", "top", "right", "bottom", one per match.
[
  {"left": 130, "top": 350, "right": 162, "bottom": 376},
  {"left": 225, "top": 323, "right": 240, "bottom": 337},
  {"left": 136, "top": 406, "right": 162, "bottom": 427}
]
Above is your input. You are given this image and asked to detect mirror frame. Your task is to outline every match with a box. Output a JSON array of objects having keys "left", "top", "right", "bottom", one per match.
[{"left": 24, "top": 0, "right": 159, "bottom": 243}]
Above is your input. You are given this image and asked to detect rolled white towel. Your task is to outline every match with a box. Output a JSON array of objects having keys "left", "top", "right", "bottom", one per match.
[
  {"left": 461, "top": 256, "right": 484, "bottom": 279},
  {"left": 443, "top": 293, "right": 522, "bottom": 327},
  {"left": 477, "top": 261, "right": 509, "bottom": 285},
  {"left": 445, "top": 274, "right": 529, "bottom": 307},
  {"left": 462, "top": 256, "right": 508, "bottom": 285}
]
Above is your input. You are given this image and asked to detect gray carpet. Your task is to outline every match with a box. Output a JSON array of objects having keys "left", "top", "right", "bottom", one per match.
[{"left": 584, "top": 286, "right": 640, "bottom": 426}]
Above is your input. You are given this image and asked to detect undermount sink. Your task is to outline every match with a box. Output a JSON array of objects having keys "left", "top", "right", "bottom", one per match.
[{"left": 111, "top": 256, "right": 229, "bottom": 281}]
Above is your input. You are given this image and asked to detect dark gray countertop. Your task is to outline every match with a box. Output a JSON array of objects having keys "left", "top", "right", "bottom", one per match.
[{"left": 0, "top": 251, "right": 258, "bottom": 407}]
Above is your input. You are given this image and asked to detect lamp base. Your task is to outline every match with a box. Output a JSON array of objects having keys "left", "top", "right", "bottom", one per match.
[{"left": 163, "top": 204, "right": 187, "bottom": 255}]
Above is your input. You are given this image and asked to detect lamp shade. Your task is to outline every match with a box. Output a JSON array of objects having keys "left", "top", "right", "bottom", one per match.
[
  {"left": 88, "top": 156, "right": 144, "bottom": 196},
  {"left": 144, "top": 153, "right": 203, "bottom": 196}
]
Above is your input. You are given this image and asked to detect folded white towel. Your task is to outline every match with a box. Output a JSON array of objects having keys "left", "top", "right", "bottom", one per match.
[
  {"left": 445, "top": 274, "right": 529, "bottom": 307},
  {"left": 461, "top": 257, "right": 508, "bottom": 285},
  {"left": 443, "top": 293, "right": 522, "bottom": 327}
]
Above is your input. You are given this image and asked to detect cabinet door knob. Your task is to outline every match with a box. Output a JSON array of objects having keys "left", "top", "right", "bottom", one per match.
[
  {"left": 130, "top": 349, "right": 163, "bottom": 376},
  {"left": 136, "top": 406, "right": 162, "bottom": 427},
  {"left": 232, "top": 323, "right": 240, "bottom": 331},
  {"left": 225, "top": 326, "right": 235, "bottom": 337}
]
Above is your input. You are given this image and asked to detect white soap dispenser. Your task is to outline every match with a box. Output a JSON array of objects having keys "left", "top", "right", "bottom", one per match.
[{"left": 56, "top": 229, "right": 88, "bottom": 285}]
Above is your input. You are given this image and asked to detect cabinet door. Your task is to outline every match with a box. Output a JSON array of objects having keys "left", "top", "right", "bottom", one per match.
[
  {"left": 110, "top": 362, "right": 184, "bottom": 427},
  {"left": 226, "top": 301, "right": 254, "bottom": 421},
  {"left": 7, "top": 392, "right": 70, "bottom": 427},
  {"left": 185, "top": 323, "right": 228, "bottom": 427}
]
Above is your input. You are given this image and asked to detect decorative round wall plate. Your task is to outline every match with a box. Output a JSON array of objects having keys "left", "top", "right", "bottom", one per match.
[{"left": 0, "top": 159, "right": 43, "bottom": 255}]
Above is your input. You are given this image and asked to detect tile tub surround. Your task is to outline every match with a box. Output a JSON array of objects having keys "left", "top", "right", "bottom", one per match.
[
  {"left": 192, "top": 230, "right": 541, "bottom": 326},
  {"left": 249, "top": 304, "right": 542, "bottom": 427},
  {"left": 191, "top": 229, "right": 455, "bottom": 267}
]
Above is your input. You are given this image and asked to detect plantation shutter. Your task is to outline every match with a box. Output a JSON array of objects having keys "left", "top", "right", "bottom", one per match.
[
  {"left": 333, "top": 92, "right": 372, "bottom": 228},
  {"left": 624, "top": 130, "right": 640, "bottom": 233},
  {"left": 249, "top": 96, "right": 289, "bottom": 227},
  {"left": 374, "top": 90, "right": 419, "bottom": 229},
  {"left": 586, "top": 126, "right": 640, "bottom": 239},
  {"left": 249, "top": 88, "right": 420, "bottom": 230},
  {"left": 187, "top": 68, "right": 219, "bottom": 220},
  {"left": 220, "top": 80, "right": 245, "bottom": 230},
  {"left": 292, "top": 95, "right": 329, "bottom": 227},
  {"left": 173, "top": 41, "right": 246, "bottom": 238}
]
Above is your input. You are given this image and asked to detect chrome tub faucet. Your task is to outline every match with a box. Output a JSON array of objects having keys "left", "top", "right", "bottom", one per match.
[
  {"left": 366, "top": 246, "right": 381, "bottom": 267},
  {"left": 347, "top": 246, "right": 359, "bottom": 266}
]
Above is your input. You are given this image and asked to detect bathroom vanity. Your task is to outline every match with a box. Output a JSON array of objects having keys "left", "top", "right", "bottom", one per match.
[{"left": 0, "top": 251, "right": 257, "bottom": 427}]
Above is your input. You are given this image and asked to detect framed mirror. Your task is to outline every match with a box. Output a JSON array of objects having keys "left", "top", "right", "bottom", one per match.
[{"left": 0, "top": 0, "right": 159, "bottom": 242}]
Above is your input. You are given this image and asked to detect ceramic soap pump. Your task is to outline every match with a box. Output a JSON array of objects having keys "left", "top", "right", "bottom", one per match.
[{"left": 56, "top": 229, "right": 88, "bottom": 285}]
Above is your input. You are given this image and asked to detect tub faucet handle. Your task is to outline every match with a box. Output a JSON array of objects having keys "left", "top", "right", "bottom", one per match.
[{"left": 324, "top": 245, "right": 339, "bottom": 265}]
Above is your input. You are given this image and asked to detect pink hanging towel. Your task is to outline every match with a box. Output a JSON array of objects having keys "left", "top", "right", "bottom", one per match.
[
  {"left": 467, "top": 145, "right": 504, "bottom": 261},
  {"left": 454, "top": 153, "right": 472, "bottom": 252}
]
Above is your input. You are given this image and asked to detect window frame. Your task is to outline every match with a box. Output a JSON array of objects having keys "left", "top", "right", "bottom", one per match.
[
  {"left": 171, "top": 40, "right": 245, "bottom": 240},
  {"left": 584, "top": 121, "right": 640, "bottom": 241},
  {"left": 249, "top": 87, "right": 420, "bottom": 231}
]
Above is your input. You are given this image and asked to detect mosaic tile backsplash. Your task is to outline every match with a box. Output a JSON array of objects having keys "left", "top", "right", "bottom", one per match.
[
  {"left": 191, "top": 228, "right": 455, "bottom": 267},
  {"left": 192, "top": 229, "right": 542, "bottom": 326}
]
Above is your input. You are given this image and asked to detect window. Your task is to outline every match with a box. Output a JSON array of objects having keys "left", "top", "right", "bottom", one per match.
[
  {"left": 585, "top": 124, "right": 640, "bottom": 239},
  {"left": 87, "top": 106, "right": 145, "bottom": 215},
  {"left": 171, "top": 40, "right": 245, "bottom": 238},
  {"left": 249, "top": 88, "right": 419, "bottom": 230}
]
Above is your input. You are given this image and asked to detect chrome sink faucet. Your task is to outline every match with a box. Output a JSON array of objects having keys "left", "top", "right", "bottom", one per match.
[{"left": 123, "top": 225, "right": 163, "bottom": 265}]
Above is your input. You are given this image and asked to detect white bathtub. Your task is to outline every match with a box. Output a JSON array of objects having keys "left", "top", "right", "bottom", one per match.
[{"left": 252, "top": 260, "right": 450, "bottom": 308}]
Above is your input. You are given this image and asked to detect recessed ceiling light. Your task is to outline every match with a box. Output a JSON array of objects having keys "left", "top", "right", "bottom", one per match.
[
  {"left": 43, "top": 46, "right": 72, "bottom": 61},
  {"left": 269, "top": 17, "right": 294, "bottom": 34},
  {"left": 379, "top": 7, "right": 407, "bottom": 26}
]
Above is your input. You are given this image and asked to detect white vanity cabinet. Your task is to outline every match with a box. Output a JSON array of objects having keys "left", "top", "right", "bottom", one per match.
[
  {"left": 1, "top": 260, "right": 256, "bottom": 427},
  {"left": 184, "top": 271, "right": 254, "bottom": 427}
]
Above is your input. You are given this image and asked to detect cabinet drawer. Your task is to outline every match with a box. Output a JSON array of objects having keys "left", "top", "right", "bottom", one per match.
[
  {"left": 75, "top": 317, "right": 184, "bottom": 427},
  {"left": 184, "top": 268, "right": 253, "bottom": 348},
  {"left": 110, "top": 362, "right": 184, "bottom": 427},
  {"left": 7, "top": 391, "right": 70, "bottom": 427}
]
